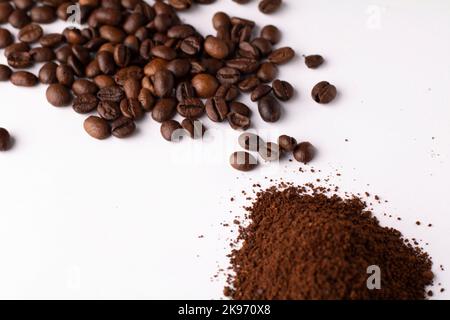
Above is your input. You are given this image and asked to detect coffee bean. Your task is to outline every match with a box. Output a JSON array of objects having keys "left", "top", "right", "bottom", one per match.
[
  {"left": 166, "top": 59, "right": 191, "bottom": 78},
  {"left": 230, "top": 151, "right": 258, "bottom": 172},
  {"left": 7, "top": 51, "right": 33, "bottom": 69},
  {"left": 18, "top": 24, "right": 43, "bottom": 43},
  {"left": 217, "top": 67, "right": 241, "bottom": 85},
  {"left": 176, "top": 81, "right": 195, "bottom": 102},
  {"left": 152, "top": 98, "right": 177, "bottom": 123},
  {"left": 268, "top": 47, "right": 295, "bottom": 65},
  {"left": 0, "top": 128, "right": 11, "bottom": 151},
  {"left": 257, "top": 62, "right": 278, "bottom": 83},
  {"left": 0, "top": 64, "right": 12, "bottom": 81},
  {"left": 278, "top": 135, "right": 297, "bottom": 152},
  {"left": 9, "top": 9, "right": 30, "bottom": 29},
  {"left": 111, "top": 116, "right": 136, "bottom": 138},
  {"left": 152, "top": 69, "right": 175, "bottom": 98},
  {"left": 0, "top": 3, "right": 13, "bottom": 24},
  {"left": 123, "top": 78, "right": 141, "bottom": 99},
  {"left": 305, "top": 55, "right": 324, "bottom": 69},
  {"left": 114, "top": 66, "right": 144, "bottom": 86},
  {"left": 228, "top": 112, "right": 251, "bottom": 130},
  {"left": 99, "top": 25, "right": 125, "bottom": 43},
  {"left": 46, "top": 84, "right": 72, "bottom": 107},
  {"left": 120, "top": 98, "right": 144, "bottom": 120},
  {"left": 293, "top": 142, "right": 316, "bottom": 164},
  {"left": 177, "top": 98, "right": 205, "bottom": 119},
  {"left": 67, "top": 55, "right": 85, "bottom": 77},
  {"left": 84, "top": 115, "right": 110, "bottom": 140},
  {"left": 151, "top": 45, "right": 176, "bottom": 60},
  {"left": 73, "top": 94, "right": 98, "bottom": 114},
  {"left": 205, "top": 97, "right": 229, "bottom": 122},
  {"left": 212, "top": 11, "right": 231, "bottom": 30},
  {"left": 272, "top": 79, "right": 294, "bottom": 101},
  {"left": 167, "top": 24, "right": 195, "bottom": 38},
  {"left": 251, "top": 84, "right": 272, "bottom": 102},
  {"left": 238, "top": 133, "right": 263, "bottom": 152},
  {"left": 192, "top": 73, "right": 219, "bottom": 98},
  {"left": 138, "top": 88, "right": 156, "bottom": 111},
  {"left": 204, "top": 36, "right": 229, "bottom": 60},
  {"left": 259, "top": 142, "right": 281, "bottom": 161},
  {"left": 97, "top": 101, "right": 120, "bottom": 121},
  {"left": 72, "top": 79, "right": 98, "bottom": 96},
  {"left": 97, "top": 85, "right": 124, "bottom": 102},
  {"left": 39, "top": 33, "right": 65, "bottom": 48},
  {"left": 230, "top": 101, "right": 251, "bottom": 117},
  {"left": 180, "top": 36, "right": 202, "bottom": 56},
  {"left": 114, "top": 44, "right": 131, "bottom": 67},
  {"left": 226, "top": 58, "right": 260, "bottom": 74},
  {"left": 4, "top": 42, "right": 29, "bottom": 58},
  {"left": 238, "top": 76, "right": 260, "bottom": 93},
  {"left": 55, "top": 45, "right": 72, "bottom": 63},
  {"left": 30, "top": 47, "right": 55, "bottom": 62},
  {"left": 0, "top": 28, "right": 13, "bottom": 49},
  {"left": 216, "top": 84, "right": 240, "bottom": 102},
  {"left": 251, "top": 37, "right": 273, "bottom": 56},
  {"left": 144, "top": 58, "right": 168, "bottom": 77},
  {"left": 56, "top": 64, "right": 74, "bottom": 87},
  {"left": 311, "top": 81, "right": 337, "bottom": 104},
  {"left": 181, "top": 118, "right": 205, "bottom": 139},
  {"left": 259, "top": 0, "right": 282, "bottom": 14},
  {"left": 10, "top": 71, "right": 37, "bottom": 86},
  {"left": 161, "top": 120, "right": 183, "bottom": 142},
  {"left": 258, "top": 95, "right": 281, "bottom": 122},
  {"left": 97, "top": 50, "right": 116, "bottom": 75},
  {"left": 94, "top": 75, "right": 116, "bottom": 89},
  {"left": 30, "top": 5, "right": 57, "bottom": 24},
  {"left": 169, "top": 0, "right": 193, "bottom": 11}
]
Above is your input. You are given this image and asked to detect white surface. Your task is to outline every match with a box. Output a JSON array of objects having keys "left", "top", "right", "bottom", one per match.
[{"left": 0, "top": 0, "right": 449, "bottom": 299}]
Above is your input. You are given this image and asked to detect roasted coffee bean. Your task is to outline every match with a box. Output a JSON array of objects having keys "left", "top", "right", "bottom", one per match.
[
  {"left": 94, "top": 75, "right": 115, "bottom": 89},
  {"left": 169, "top": 0, "right": 193, "bottom": 11},
  {"left": 123, "top": 12, "right": 146, "bottom": 34},
  {"left": 30, "top": 47, "right": 56, "bottom": 62},
  {"left": 39, "top": 33, "right": 65, "bottom": 48},
  {"left": 73, "top": 94, "right": 98, "bottom": 114},
  {"left": 67, "top": 55, "right": 85, "bottom": 77},
  {"left": 113, "top": 44, "right": 131, "bottom": 67},
  {"left": 92, "top": 7, "right": 122, "bottom": 26},
  {"left": 257, "top": 62, "right": 278, "bottom": 83},
  {"left": 30, "top": 5, "right": 57, "bottom": 24},
  {"left": 38, "top": 62, "right": 58, "bottom": 84},
  {"left": 177, "top": 98, "right": 205, "bottom": 119},
  {"left": 152, "top": 98, "right": 177, "bottom": 123},
  {"left": 278, "top": 135, "right": 297, "bottom": 152},
  {"left": 72, "top": 79, "right": 98, "bottom": 96},
  {"left": 192, "top": 73, "right": 219, "bottom": 98},
  {"left": 97, "top": 100, "right": 121, "bottom": 121},
  {"left": 239, "top": 41, "right": 260, "bottom": 59},
  {"left": 181, "top": 118, "right": 205, "bottom": 139},
  {"left": 84, "top": 115, "right": 110, "bottom": 140},
  {"left": 228, "top": 112, "right": 251, "bottom": 130},
  {"left": 7, "top": 51, "right": 33, "bottom": 69},
  {"left": 204, "top": 36, "right": 229, "bottom": 60},
  {"left": 18, "top": 24, "right": 43, "bottom": 43},
  {"left": 205, "top": 97, "right": 229, "bottom": 122},
  {"left": 167, "top": 24, "right": 195, "bottom": 38},
  {"left": 238, "top": 76, "right": 260, "bottom": 93},
  {"left": 293, "top": 142, "right": 316, "bottom": 164},
  {"left": 9, "top": 9, "right": 31, "bottom": 29},
  {"left": 99, "top": 25, "right": 125, "bottom": 43},
  {"left": 0, "top": 28, "right": 13, "bottom": 48},
  {"left": 259, "top": 142, "right": 281, "bottom": 161},
  {"left": 201, "top": 58, "right": 224, "bottom": 75},
  {"left": 144, "top": 58, "right": 168, "bottom": 77},
  {"left": 111, "top": 116, "right": 136, "bottom": 138},
  {"left": 216, "top": 84, "right": 240, "bottom": 102},
  {"left": 138, "top": 88, "right": 155, "bottom": 112},
  {"left": 46, "top": 83, "right": 72, "bottom": 107},
  {"left": 180, "top": 36, "right": 202, "bottom": 56},
  {"left": 63, "top": 27, "right": 87, "bottom": 45},
  {"left": 72, "top": 45, "right": 90, "bottom": 65},
  {"left": 272, "top": 79, "right": 294, "bottom": 101},
  {"left": 10, "top": 71, "right": 37, "bottom": 86},
  {"left": 0, "top": 64, "right": 12, "bottom": 81},
  {"left": 166, "top": 59, "right": 191, "bottom": 78},
  {"left": 238, "top": 132, "right": 263, "bottom": 152},
  {"left": 190, "top": 60, "right": 206, "bottom": 74},
  {"left": 114, "top": 66, "right": 143, "bottom": 85},
  {"left": 56, "top": 64, "right": 74, "bottom": 87},
  {"left": 97, "top": 85, "right": 124, "bottom": 102},
  {"left": 217, "top": 67, "right": 241, "bottom": 85},
  {"left": 152, "top": 69, "right": 175, "bottom": 98},
  {"left": 258, "top": 95, "right": 281, "bottom": 122},
  {"left": 212, "top": 11, "right": 231, "bottom": 30},
  {"left": 151, "top": 45, "right": 176, "bottom": 60},
  {"left": 0, "top": 3, "right": 13, "bottom": 24},
  {"left": 268, "top": 47, "right": 295, "bottom": 65},
  {"left": 176, "top": 81, "right": 195, "bottom": 102},
  {"left": 85, "top": 60, "right": 101, "bottom": 78},
  {"left": 55, "top": 45, "right": 72, "bottom": 63},
  {"left": 251, "top": 84, "right": 272, "bottom": 102},
  {"left": 97, "top": 51, "right": 116, "bottom": 75},
  {"left": 226, "top": 58, "right": 259, "bottom": 74},
  {"left": 123, "top": 78, "right": 141, "bottom": 99},
  {"left": 305, "top": 54, "right": 324, "bottom": 69},
  {"left": 0, "top": 127, "right": 11, "bottom": 151},
  {"left": 4, "top": 42, "right": 29, "bottom": 58},
  {"left": 230, "top": 151, "right": 258, "bottom": 172},
  {"left": 259, "top": 0, "right": 282, "bottom": 14},
  {"left": 251, "top": 37, "right": 272, "bottom": 57},
  {"left": 230, "top": 101, "right": 251, "bottom": 117},
  {"left": 120, "top": 98, "right": 144, "bottom": 120},
  {"left": 311, "top": 81, "right": 337, "bottom": 104},
  {"left": 160, "top": 120, "right": 183, "bottom": 142}
]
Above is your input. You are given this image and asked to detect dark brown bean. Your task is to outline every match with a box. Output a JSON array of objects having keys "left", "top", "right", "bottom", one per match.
[
  {"left": 73, "top": 94, "right": 98, "bottom": 114},
  {"left": 305, "top": 55, "right": 324, "bottom": 69},
  {"left": 268, "top": 47, "right": 295, "bottom": 65},
  {"left": 0, "top": 127, "right": 11, "bottom": 151},
  {"left": 278, "top": 135, "right": 297, "bottom": 152},
  {"left": 97, "top": 101, "right": 121, "bottom": 121},
  {"left": 120, "top": 98, "right": 144, "bottom": 120},
  {"left": 230, "top": 151, "right": 258, "bottom": 172},
  {"left": 46, "top": 83, "right": 72, "bottom": 107},
  {"left": 251, "top": 84, "right": 272, "bottom": 102},
  {"left": 228, "top": 112, "right": 251, "bottom": 131},
  {"left": 18, "top": 24, "right": 43, "bottom": 43},
  {"left": 311, "top": 81, "right": 337, "bottom": 104},
  {"left": 181, "top": 118, "right": 205, "bottom": 139},
  {"left": 111, "top": 116, "right": 136, "bottom": 138},
  {"left": 84, "top": 116, "right": 111, "bottom": 140},
  {"left": 152, "top": 98, "right": 177, "bottom": 123},
  {"left": 160, "top": 120, "right": 183, "bottom": 142},
  {"left": 293, "top": 142, "right": 316, "bottom": 164},
  {"left": 258, "top": 95, "right": 281, "bottom": 122},
  {"left": 10, "top": 71, "right": 37, "bottom": 86},
  {"left": 177, "top": 98, "right": 205, "bottom": 119},
  {"left": 7, "top": 51, "right": 33, "bottom": 69},
  {"left": 0, "top": 64, "right": 12, "bottom": 81},
  {"left": 205, "top": 97, "right": 229, "bottom": 122},
  {"left": 0, "top": 28, "right": 13, "bottom": 48},
  {"left": 272, "top": 79, "right": 294, "bottom": 101},
  {"left": 38, "top": 62, "right": 58, "bottom": 84}
]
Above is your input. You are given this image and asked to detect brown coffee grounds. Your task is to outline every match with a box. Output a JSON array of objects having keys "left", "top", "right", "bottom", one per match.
[{"left": 225, "top": 184, "right": 434, "bottom": 300}]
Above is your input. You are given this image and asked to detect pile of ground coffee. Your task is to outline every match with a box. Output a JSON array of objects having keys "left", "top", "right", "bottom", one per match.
[{"left": 225, "top": 184, "right": 434, "bottom": 300}]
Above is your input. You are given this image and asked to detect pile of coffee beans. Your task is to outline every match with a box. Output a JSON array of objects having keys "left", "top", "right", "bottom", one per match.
[
  {"left": 224, "top": 184, "right": 435, "bottom": 300},
  {"left": 230, "top": 132, "right": 315, "bottom": 171}
]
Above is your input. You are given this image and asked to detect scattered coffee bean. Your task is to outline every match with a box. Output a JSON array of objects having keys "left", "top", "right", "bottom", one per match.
[
  {"left": 73, "top": 94, "right": 98, "bottom": 114},
  {"left": 177, "top": 98, "right": 205, "bottom": 119},
  {"left": 181, "top": 119, "right": 205, "bottom": 139},
  {"left": 258, "top": 94, "right": 281, "bottom": 122},
  {"left": 268, "top": 47, "right": 295, "bottom": 65},
  {"left": 312, "top": 81, "right": 337, "bottom": 104},
  {"left": 251, "top": 84, "right": 272, "bottom": 102},
  {"left": 30, "top": 47, "right": 55, "bottom": 62},
  {"left": 7, "top": 51, "right": 33, "bottom": 69},
  {"left": 192, "top": 73, "right": 219, "bottom": 98},
  {"left": 230, "top": 151, "right": 258, "bottom": 172},
  {"left": 161, "top": 120, "right": 183, "bottom": 142},
  {"left": 0, "top": 28, "right": 13, "bottom": 48},
  {"left": 278, "top": 135, "right": 297, "bottom": 152},
  {"left": 305, "top": 54, "right": 324, "bottom": 69},
  {"left": 259, "top": 0, "right": 283, "bottom": 14},
  {"left": 238, "top": 133, "right": 263, "bottom": 152},
  {"left": 72, "top": 79, "right": 98, "bottom": 96},
  {"left": 230, "top": 101, "right": 251, "bottom": 117},
  {"left": 152, "top": 98, "right": 177, "bottom": 123},
  {"left": 259, "top": 142, "right": 281, "bottom": 161},
  {"left": 260, "top": 25, "right": 281, "bottom": 44},
  {"left": 293, "top": 142, "right": 316, "bottom": 164},
  {"left": 257, "top": 62, "right": 278, "bottom": 83},
  {"left": 120, "top": 98, "right": 144, "bottom": 120},
  {"left": 97, "top": 101, "right": 121, "bottom": 121},
  {"left": 97, "top": 85, "right": 123, "bottom": 102},
  {"left": 84, "top": 116, "right": 110, "bottom": 140},
  {"left": 228, "top": 112, "right": 251, "bottom": 131},
  {"left": 272, "top": 79, "right": 294, "bottom": 101},
  {"left": 0, "top": 127, "right": 11, "bottom": 151},
  {"left": 46, "top": 83, "right": 72, "bottom": 107},
  {"left": 18, "top": 23, "right": 43, "bottom": 43},
  {"left": 111, "top": 116, "right": 136, "bottom": 138},
  {"left": 10, "top": 71, "right": 37, "bottom": 87},
  {"left": 205, "top": 97, "right": 229, "bottom": 122},
  {"left": 0, "top": 64, "right": 12, "bottom": 81}
]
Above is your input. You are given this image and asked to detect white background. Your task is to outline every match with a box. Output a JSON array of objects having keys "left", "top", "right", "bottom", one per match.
[{"left": 0, "top": 0, "right": 449, "bottom": 299}]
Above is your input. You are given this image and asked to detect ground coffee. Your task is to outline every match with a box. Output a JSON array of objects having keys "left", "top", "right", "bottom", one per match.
[{"left": 225, "top": 184, "right": 434, "bottom": 300}]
